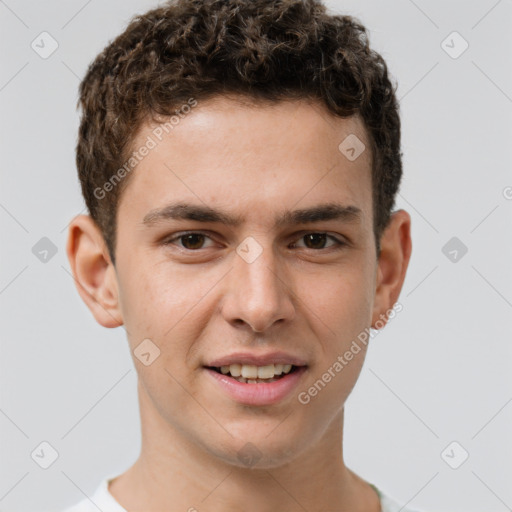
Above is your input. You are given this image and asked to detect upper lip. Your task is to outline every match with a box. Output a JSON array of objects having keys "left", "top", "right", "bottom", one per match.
[{"left": 205, "top": 351, "right": 308, "bottom": 368}]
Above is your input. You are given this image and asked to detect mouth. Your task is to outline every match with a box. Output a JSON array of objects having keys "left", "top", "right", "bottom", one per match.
[
  {"left": 205, "top": 363, "right": 301, "bottom": 384},
  {"left": 203, "top": 363, "right": 308, "bottom": 406}
]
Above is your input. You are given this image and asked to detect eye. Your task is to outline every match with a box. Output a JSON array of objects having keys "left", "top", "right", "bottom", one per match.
[
  {"left": 162, "top": 231, "right": 346, "bottom": 252},
  {"left": 162, "top": 231, "right": 215, "bottom": 250},
  {"left": 291, "top": 232, "right": 345, "bottom": 250}
]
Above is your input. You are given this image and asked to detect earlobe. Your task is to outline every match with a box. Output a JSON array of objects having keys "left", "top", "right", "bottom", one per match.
[
  {"left": 371, "top": 209, "right": 412, "bottom": 329},
  {"left": 66, "top": 214, "right": 124, "bottom": 328}
]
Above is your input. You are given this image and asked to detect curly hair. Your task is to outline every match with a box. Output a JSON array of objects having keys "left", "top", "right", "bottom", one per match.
[{"left": 76, "top": 0, "right": 402, "bottom": 265}]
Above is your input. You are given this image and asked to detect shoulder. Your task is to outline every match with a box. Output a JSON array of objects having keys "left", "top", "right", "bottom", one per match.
[
  {"left": 60, "top": 476, "right": 127, "bottom": 512},
  {"left": 374, "top": 486, "right": 422, "bottom": 512}
]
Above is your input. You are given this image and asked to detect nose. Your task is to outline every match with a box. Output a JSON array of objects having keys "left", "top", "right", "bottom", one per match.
[{"left": 220, "top": 240, "right": 296, "bottom": 333}]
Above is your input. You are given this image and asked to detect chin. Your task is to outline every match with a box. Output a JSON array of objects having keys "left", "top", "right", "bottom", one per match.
[{"left": 201, "top": 425, "right": 307, "bottom": 470}]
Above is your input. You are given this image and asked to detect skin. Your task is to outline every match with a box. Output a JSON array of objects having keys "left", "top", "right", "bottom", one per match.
[{"left": 67, "top": 95, "right": 412, "bottom": 512}]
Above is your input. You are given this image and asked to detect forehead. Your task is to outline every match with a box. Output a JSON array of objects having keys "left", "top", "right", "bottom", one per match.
[{"left": 119, "top": 96, "right": 373, "bottom": 227}]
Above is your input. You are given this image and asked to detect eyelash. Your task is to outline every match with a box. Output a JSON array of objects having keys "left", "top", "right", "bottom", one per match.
[{"left": 162, "top": 231, "right": 346, "bottom": 251}]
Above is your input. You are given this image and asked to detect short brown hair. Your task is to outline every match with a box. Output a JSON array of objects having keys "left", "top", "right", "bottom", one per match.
[{"left": 76, "top": 0, "right": 402, "bottom": 265}]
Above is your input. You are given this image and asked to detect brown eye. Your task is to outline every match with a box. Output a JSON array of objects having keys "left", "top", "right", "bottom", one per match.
[
  {"left": 179, "top": 233, "right": 206, "bottom": 250},
  {"left": 292, "top": 233, "right": 343, "bottom": 250},
  {"left": 303, "top": 233, "right": 328, "bottom": 249},
  {"left": 163, "top": 232, "right": 214, "bottom": 250}
]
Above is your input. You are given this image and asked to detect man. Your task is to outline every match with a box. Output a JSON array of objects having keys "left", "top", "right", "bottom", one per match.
[{"left": 63, "top": 0, "right": 415, "bottom": 510}]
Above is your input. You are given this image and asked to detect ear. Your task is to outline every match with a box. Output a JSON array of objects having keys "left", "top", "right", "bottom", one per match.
[
  {"left": 371, "top": 209, "right": 412, "bottom": 329},
  {"left": 66, "top": 214, "right": 123, "bottom": 328}
]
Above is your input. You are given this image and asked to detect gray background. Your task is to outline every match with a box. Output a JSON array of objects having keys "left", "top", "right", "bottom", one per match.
[{"left": 1, "top": 0, "right": 511, "bottom": 510}]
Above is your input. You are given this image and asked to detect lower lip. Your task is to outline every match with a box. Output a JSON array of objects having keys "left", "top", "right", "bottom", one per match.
[{"left": 204, "top": 366, "right": 307, "bottom": 406}]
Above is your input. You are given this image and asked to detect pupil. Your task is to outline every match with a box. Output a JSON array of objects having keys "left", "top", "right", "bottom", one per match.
[
  {"left": 305, "top": 233, "right": 326, "bottom": 249},
  {"left": 182, "top": 234, "right": 204, "bottom": 250}
]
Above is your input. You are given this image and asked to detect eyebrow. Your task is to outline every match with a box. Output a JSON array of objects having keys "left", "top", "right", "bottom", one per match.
[{"left": 142, "top": 201, "right": 363, "bottom": 228}]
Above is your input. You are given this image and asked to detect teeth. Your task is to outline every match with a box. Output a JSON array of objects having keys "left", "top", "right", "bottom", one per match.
[
  {"left": 217, "top": 363, "right": 295, "bottom": 380},
  {"left": 257, "top": 364, "right": 275, "bottom": 379},
  {"left": 229, "top": 363, "right": 241, "bottom": 377},
  {"left": 241, "top": 365, "right": 258, "bottom": 379}
]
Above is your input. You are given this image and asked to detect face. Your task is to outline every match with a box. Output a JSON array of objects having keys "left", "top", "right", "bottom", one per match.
[{"left": 69, "top": 96, "right": 411, "bottom": 469}]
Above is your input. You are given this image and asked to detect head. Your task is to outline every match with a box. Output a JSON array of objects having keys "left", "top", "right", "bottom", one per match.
[{"left": 67, "top": 0, "right": 411, "bottom": 469}]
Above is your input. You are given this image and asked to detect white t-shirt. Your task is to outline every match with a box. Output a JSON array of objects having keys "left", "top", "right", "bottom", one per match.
[{"left": 61, "top": 474, "right": 421, "bottom": 512}]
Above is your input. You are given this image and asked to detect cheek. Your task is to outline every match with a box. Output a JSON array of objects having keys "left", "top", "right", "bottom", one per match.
[
  {"left": 303, "top": 260, "right": 374, "bottom": 344},
  {"left": 118, "top": 263, "right": 205, "bottom": 413},
  {"left": 117, "top": 259, "right": 184, "bottom": 334},
  {"left": 297, "top": 260, "right": 373, "bottom": 408},
  {"left": 117, "top": 260, "right": 215, "bottom": 372}
]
